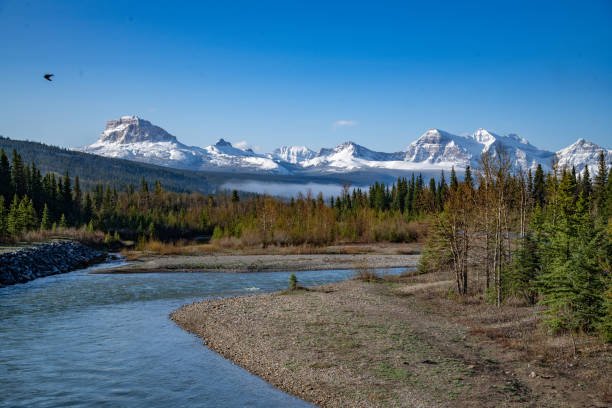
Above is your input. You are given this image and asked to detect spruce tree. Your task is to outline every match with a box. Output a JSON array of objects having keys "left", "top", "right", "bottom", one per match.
[
  {"left": 450, "top": 166, "right": 459, "bottom": 191},
  {"left": 11, "top": 150, "right": 26, "bottom": 197},
  {"left": 40, "top": 203, "right": 51, "bottom": 230},
  {"left": 533, "top": 164, "right": 545, "bottom": 207},
  {"left": 7, "top": 194, "right": 21, "bottom": 235},
  {"left": 464, "top": 166, "right": 474, "bottom": 190},
  {"left": 0, "top": 149, "right": 11, "bottom": 201},
  {"left": 0, "top": 195, "right": 6, "bottom": 237},
  {"left": 581, "top": 165, "right": 592, "bottom": 199},
  {"left": 593, "top": 151, "right": 609, "bottom": 219},
  {"left": 510, "top": 232, "right": 541, "bottom": 305},
  {"left": 59, "top": 213, "right": 67, "bottom": 229}
]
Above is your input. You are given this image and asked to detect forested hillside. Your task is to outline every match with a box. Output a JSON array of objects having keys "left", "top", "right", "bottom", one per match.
[{"left": 0, "top": 137, "right": 212, "bottom": 193}]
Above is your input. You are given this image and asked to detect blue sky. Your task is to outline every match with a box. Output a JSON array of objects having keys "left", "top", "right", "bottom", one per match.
[{"left": 0, "top": 0, "right": 610, "bottom": 152}]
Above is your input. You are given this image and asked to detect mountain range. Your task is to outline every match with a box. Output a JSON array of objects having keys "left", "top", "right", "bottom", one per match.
[{"left": 79, "top": 116, "right": 611, "bottom": 176}]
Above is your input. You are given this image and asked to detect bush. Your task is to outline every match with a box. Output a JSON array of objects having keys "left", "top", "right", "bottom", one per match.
[
  {"left": 289, "top": 273, "right": 298, "bottom": 290},
  {"left": 354, "top": 262, "right": 382, "bottom": 282}
]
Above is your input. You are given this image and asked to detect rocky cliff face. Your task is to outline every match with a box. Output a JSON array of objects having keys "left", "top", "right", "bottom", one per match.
[
  {"left": 100, "top": 116, "right": 178, "bottom": 144},
  {"left": 0, "top": 241, "right": 106, "bottom": 286}
]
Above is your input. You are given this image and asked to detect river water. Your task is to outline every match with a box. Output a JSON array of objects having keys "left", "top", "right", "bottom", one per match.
[{"left": 0, "top": 259, "right": 409, "bottom": 407}]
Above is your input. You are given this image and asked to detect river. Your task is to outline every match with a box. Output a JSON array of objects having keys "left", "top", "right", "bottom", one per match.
[{"left": 0, "top": 258, "right": 409, "bottom": 407}]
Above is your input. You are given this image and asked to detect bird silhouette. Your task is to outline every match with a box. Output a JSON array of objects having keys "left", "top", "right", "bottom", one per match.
[{"left": 44, "top": 73, "right": 54, "bottom": 81}]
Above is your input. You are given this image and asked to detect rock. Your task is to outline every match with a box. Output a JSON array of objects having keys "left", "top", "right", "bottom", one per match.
[
  {"left": 529, "top": 371, "right": 536, "bottom": 378},
  {"left": 0, "top": 241, "right": 106, "bottom": 287}
]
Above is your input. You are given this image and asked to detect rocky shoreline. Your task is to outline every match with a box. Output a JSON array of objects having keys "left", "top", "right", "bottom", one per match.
[{"left": 0, "top": 241, "right": 107, "bottom": 287}]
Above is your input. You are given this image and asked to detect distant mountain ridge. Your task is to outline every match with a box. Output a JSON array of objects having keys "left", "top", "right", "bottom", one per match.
[{"left": 78, "top": 116, "right": 611, "bottom": 176}]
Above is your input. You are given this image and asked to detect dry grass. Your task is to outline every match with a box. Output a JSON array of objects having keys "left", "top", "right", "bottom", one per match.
[
  {"left": 393, "top": 271, "right": 612, "bottom": 407},
  {"left": 122, "top": 241, "right": 422, "bottom": 260},
  {"left": 352, "top": 261, "right": 383, "bottom": 282},
  {"left": 3, "top": 228, "right": 106, "bottom": 247}
]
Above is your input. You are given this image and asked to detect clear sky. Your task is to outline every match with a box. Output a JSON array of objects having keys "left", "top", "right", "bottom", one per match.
[{"left": 0, "top": 0, "right": 610, "bottom": 153}]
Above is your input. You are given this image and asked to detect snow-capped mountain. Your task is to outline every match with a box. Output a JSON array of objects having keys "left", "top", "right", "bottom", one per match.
[
  {"left": 271, "top": 146, "right": 316, "bottom": 164},
  {"left": 556, "top": 139, "right": 612, "bottom": 175},
  {"left": 298, "top": 141, "right": 412, "bottom": 172},
  {"left": 80, "top": 116, "right": 290, "bottom": 174},
  {"left": 79, "top": 116, "right": 610, "bottom": 177},
  {"left": 404, "top": 128, "right": 555, "bottom": 171},
  {"left": 404, "top": 129, "right": 482, "bottom": 167}
]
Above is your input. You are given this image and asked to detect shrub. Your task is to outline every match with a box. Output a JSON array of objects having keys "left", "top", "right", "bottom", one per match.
[{"left": 289, "top": 273, "right": 298, "bottom": 290}]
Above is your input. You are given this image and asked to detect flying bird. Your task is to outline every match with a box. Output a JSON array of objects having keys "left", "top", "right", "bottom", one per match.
[{"left": 44, "top": 73, "right": 54, "bottom": 81}]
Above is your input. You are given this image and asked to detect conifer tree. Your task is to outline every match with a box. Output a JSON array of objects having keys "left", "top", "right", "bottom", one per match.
[
  {"left": 593, "top": 150, "right": 608, "bottom": 217},
  {"left": 582, "top": 165, "right": 592, "bottom": 199},
  {"left": 11, "top": 150, "right": 26, "bottom": 197},
  {"left": 40, "top": 203, "right": 51, "bottom": 230},
  {"left": 533, "top": 164, "right": 545, "bottom": 207},
  {"left": 464, "top": 166, "right": 473, "bottom": 189},
  {"left": 59, "top": 213, "right": 67, "bottom": 229},
  {"left": 450, "top": 166, "right": 459, "bottom": 191},
  {"left": 0, "top": 149, "right": 12, "bottom": 201},
  {"left": 0, "top": 196, "right": 6, "bottom": 237},
  {"left": 7, "top": 194, "right": 21, "bottom": 235},
  {"left": 510, "top": 231, "right": 541, "bottom": 305}
]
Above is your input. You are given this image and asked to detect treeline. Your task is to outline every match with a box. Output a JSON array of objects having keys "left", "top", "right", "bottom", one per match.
[
  {"left": 0, "top": 147, "right": 447, "bottom": 245},
  {"left": 0, "top": 136, "right": 212, "bottom": 193},
  {"left": 422, "top": 149, "right": 611, "bottom": 340}
]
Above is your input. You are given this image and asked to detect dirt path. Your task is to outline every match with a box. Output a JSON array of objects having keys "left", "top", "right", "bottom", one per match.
[{"left": 172, "top": 275, "right": 608, "bottom": 407}]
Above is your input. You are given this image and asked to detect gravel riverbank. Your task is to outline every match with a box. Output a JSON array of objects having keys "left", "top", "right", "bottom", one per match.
[
  {"left": 95, "top": 253, "right": 420, "bottom": 274},
  {"left": 172, "top": 275, "right": 610, "bottom": 407}
]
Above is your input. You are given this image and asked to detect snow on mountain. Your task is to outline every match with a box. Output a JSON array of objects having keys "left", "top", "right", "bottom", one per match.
[
  {"left": 477, "top": 129, "right": 555, "bottom": 172},
  {"left": 556, "top": 139, "right": 612, "bottom": 175},
  {"left": 300, "top": 141, "right": 412, "bottom": 172},
  {"left": 78, "top": 116, "right": 609, "bottom": 177},
  {"left": 80, "top": 116, "right": 290, "bottom": 174},
  {"left": 404, "top": 129, "right": 482, "bottom": 168},
  {"left": 271, "top": 146, "right": 316, "bottom": 164},
  {"left": 404, "top": 128, "right": 555, "bottom": 171},
  {"left": 202, "top": 139, "right": 290, "bottom": 173}
]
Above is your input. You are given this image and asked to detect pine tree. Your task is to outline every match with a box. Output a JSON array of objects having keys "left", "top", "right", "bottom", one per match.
[
  {"left": 0, "top": 195, "right": 6, "bottom": 237},
  {"left": 11, "top": 150, "right": 26, "bottom": 197},
  {"left": 73, "top": 175, "right": 82, "bottom": 223},
  {"left": 0, "top": 149, "right": 12, "bottom": 201},
  {"left": 539, "top": 186, "right": 606, "bottom": 333},
  {"left": 40, "top": 203, "right": 51, "bottom": 230},
  {"left": 582, "top": 165, "right": 592, "bottom": 199},
  {"left": 19, "top": 196, "right": 38, "bottom": 231},
  {"left": 510, "top": 232, "right": 541, "bottom": 305},
  {"left": 570, "top": 193, "right": 606, "bottom": 332},
  {"left": 593, "top": 150, "right": 608, "bottom": 218},
  {"left": 59, "top": 213, "right": 67, "bottom": 229},
  {"left": 450, "top": 166, "right": 459, "bottom": 191},
  {"left": 7, "top": 194, "right": 21, "bottom": 235},
  {"left": 533, "top": 164, "right": 545, "bottom": 208},
  {"left": 464, "top": 166, "right": 474, "bottom": 190},
  {"left": 62, "top": 172, "right": 73, "bottom": 221}
]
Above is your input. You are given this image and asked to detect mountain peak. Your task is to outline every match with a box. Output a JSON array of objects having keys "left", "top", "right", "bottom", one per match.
[
  {"left": 215, "top": 138, "right": 233, "bottom": 147},
  {"left": 471, "top": 128, "right": 497, "bottom": 145},
  {"left": 556, "top": 138, "right": 611, "bottom": 174},
  {"left": 100, "top": 116, "right": 177, "bottom": 144}
]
